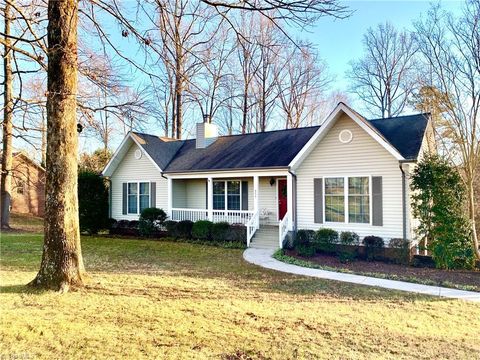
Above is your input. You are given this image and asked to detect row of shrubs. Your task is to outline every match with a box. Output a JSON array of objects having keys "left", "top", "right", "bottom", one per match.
[
  {"left": 109, "top": 207, "right": 246, "bottom": 245},
  {"left": 290, "top": 228, "right": 411, "bottom": 265}
]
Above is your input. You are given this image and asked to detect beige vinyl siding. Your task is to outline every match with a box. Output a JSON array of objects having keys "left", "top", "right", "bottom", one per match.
[
  {"left": 172, "top": 180, "right": 187, "bottom": 208},
  {"left": 111, "top": 143, "right": 167, "bottom": 220},
  {"left": 186, "top": 179, "right": 207, "bottom": 208},
  {"left": 296, "top": 113, "right": 405, "bottom": 240}
]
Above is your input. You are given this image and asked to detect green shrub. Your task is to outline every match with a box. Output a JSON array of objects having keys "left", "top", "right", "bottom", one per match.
[
  {"left": 296, "top": 243, "right": 316, "bottom": 257},
  {"left": 340, "top": 231, "right": 360, "bottom": 246},
  {"left": 411, "top": 155, "right": 475, "bottom": 269},
  {"left": 226, "top": 224, "right": 247, "bottom": 242},
  {"left": 78, "top": 170, "right": 109, "bottom": 234},
  {"left": 211, "top": 222, "right": 230, "bottom": 241},
  {"left": 175, "top": 220, "right": 194, "bottom": 239},
  {"left": 163, "top": 220, "right": 177, "bottom": 235},
  {"left": 363, "top": 235, "right": 384, "bottom": 261},
  {"left": 338, "top": 231, "right": 360, "bottom": 262},
  {"left": 192, "top": 220, "right": 213, "bottom": 240},
  {"left": 314, "top": 228, "right": 338, "bottom": 253},
  {"left": 294, "top": 230, "right": 315, "bottom": 247},
  {"left": 389, "top": 238, "right": 412, "bottom": 265},
  {"left": 138, "top": 208, "right": 167, "bottom": 237}
]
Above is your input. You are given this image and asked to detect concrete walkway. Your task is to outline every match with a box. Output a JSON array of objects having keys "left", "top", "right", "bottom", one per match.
[{"left": 243, "top": 248, "right": 480, "bottom": 302}]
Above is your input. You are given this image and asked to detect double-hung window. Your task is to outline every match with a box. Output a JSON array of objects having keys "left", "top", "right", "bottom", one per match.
[
  {"left": 128, "top": 182, "right": 150, "bottom": 214},
  {"left": 348, "top": 177, "right": 369, "bottom": 223},
  {"left": 324, "top": 176, "right": 370, "bottom": 224},
  {"left": 213, "top": 180, "right": 242, "bottom": 210},
  {"left": 325, "top": 178, "right": 345, "bottom": 222}
]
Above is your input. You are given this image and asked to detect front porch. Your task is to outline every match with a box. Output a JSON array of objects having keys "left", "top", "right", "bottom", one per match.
[{"left": 166, "top": 172, "right": 294, "bottom": 247}]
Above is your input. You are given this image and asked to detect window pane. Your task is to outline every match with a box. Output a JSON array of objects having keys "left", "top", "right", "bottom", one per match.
[
  {"left": 213, "top": 181, "right": 225, "bottom": 195},
  {"left": 227, "top": 181, "right": 240, "bottom": 195},
  {"left": 128, "top": 183, "right": 137, "bottom": 195},
  {"left": 213, "top": 195, "right": 225, "bottom": 210},
  {"left": 128, "top": 195, "right": 137, "bottom": 214},
  {"left": 348, "top": 177, "right": 369, "bottom": 195},
  {"left": 227, "top": 195, "right": 240, "bottom": 210},
  {"left": 325, "top": 195, "right": 345, "bottom": 222},
  {"left": 325, "top": 178, "right": 344, "bottom": 195},
  {"left": 348, "top": 195, "right": 370, "bottom": 223},
  {"left": 140, "top": 194, "right": 150, "bottom": 212},
  {"left": 140, "top": 182, "right": 149, "bottom": 195}
]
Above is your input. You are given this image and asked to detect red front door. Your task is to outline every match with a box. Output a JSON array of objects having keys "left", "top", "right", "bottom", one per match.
[{"left": 278, "top": 179, "right": 287, "bottom": 220}]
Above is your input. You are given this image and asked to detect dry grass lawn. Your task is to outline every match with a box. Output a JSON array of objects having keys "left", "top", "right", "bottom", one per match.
[{"left": 1, "top": 234, "right": 480, "bottom": 359}]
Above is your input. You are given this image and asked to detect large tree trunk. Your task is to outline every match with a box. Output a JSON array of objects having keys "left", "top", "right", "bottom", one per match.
[
  {"left": 1, "top": 1, "right": 13, "bottom": 229},
  {"left": 30, "top": 0, "right": 85, "bottom": 291}
]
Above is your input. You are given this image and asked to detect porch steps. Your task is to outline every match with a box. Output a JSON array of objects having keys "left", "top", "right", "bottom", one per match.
[{"left": 250, "top": 226, "right": 279, "bottom": 250}]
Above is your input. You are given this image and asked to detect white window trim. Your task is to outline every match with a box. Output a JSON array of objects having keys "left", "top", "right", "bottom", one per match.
[
  {"left": 213, "top": 180, "right": 243, "bottom": 211},
  {"left": 127, "top": 181, "right": 150, "bottom": 215},
  {"left": 323, "top": 175, "right": 372, "bottom": 225}
]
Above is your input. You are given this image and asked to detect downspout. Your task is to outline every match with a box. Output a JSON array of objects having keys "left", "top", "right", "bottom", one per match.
[
  {"left": 288, "top": 169, "right": 297, "bottom": 232},
  {"left": 398, "top": 163, "right": 407, "bottom": 239}
]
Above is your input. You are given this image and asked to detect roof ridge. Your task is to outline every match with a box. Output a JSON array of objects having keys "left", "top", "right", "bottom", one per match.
[
  {"left": 369, "top": 112, "right": 430, "bottom": 122},
  {"left": 133, "top": 125, "right": 322, "bottom": 142}
]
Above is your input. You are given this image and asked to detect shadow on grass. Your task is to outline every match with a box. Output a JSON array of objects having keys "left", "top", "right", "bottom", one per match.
[{"left": 0, "top": 283, "right": 47, "bottom": 295}]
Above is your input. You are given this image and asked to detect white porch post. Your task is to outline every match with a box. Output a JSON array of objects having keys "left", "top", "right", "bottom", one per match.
[
  {"left": 207, "top": 177, "right": 213, "bottom": 221},
  {"left": 287, "top": 173, "right": 294, "bottom": 230},
  {"left": 167, "top": 177, "right": 173, "bottom": 219},
  {"left": 253, "top": 176, "right": 259, "bottom": 212}
]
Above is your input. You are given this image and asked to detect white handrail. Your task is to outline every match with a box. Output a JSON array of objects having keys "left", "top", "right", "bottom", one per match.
[
  {"left": 246, "top": 209, "right": 259, "bottom": 247},
  {"left": 278, "top": 212, "right": 289, "bottom": 249}
]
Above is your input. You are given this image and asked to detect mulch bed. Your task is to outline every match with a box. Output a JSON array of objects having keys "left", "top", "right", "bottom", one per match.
[{"left": 285, "top": 250, "right": 480, "bottom": 292}]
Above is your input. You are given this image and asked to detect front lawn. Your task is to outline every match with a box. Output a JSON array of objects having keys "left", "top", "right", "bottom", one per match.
[{"left": 1, "top": 234, "right": 480, "bottom": 359}]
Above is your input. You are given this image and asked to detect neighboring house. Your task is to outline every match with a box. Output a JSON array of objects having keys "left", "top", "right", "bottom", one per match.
[
  {"left": 0, "top": 152, "right": 46, "bottom": 217},
  {"left": 102, "top": 103, "right": 434, "bottom": 248}
]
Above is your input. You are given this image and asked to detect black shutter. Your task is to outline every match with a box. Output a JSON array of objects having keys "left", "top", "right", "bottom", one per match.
[
  {"left": 241, "top": 181, "right": 248, "bottom": 210},
  {"left": 314, "top": 178, "right": 323, "bottom": 223},
  {"left": 150, "top": 182, "right": 156, "bottom": 208},
  {"left": 122, "top": 183, "right": 128, "bottom": 215},
  {"left": 372, "top": 176, "right": 383, "bottom": 226}
]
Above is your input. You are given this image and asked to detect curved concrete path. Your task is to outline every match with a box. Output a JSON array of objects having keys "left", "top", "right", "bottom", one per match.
[{"left": 243, "top": 248, "right": 480, "bottom": 302}]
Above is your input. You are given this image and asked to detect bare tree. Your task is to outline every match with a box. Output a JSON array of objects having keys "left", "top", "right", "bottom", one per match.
[
  {"left": 415, "top": 3, "right": 480, "bottom": 259},
  {"left": 276, "top": 43, "right": 331, "bottom": 128},
  {"left": 253, "top": 17, "right": 284, "bottom": 131},
  {"left": 347, "top": 22, "right": 418, "bottom": 118}
]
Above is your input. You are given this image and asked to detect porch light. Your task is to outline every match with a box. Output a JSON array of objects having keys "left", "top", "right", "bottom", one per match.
[{"left": 269, "top": 178, "right": 275, "bottom": 186}]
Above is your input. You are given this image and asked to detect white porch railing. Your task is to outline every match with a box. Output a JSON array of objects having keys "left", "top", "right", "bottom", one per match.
[
  {"left": 171, "top": 208, "right": 208, "bottom": 222},
  {"left": 278, "top": 212, "right": 290, "bottom": 249},
  {"left": 246, "top": 209, "right": 259, "bottom": 247},
  {"left": 212, "top": 210, "right": 254, "bottom": 224},
  {"left": 171, "top": 208, "right": 254, "bottom": 225}
]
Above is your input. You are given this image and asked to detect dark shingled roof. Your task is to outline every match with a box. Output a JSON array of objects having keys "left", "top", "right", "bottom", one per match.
[
  {"left": 131, "top": 132, "right": 184, "bottom": 170},
  {"left": 131, "top": 112, "right": 429, "bottom": 172},
  {"left": 163, "top": 126, "right": 320, "bottom": 172},
  {"left": 369, "top": 113, "right": 429, "bottom": 160}
]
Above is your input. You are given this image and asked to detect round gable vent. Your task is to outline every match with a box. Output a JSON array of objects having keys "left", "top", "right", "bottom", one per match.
[
  {"left": 134, "top": 149, "right": 143, "bottom": 160},
  {"left": 339, "top": 129, "right": 353, "bottom": 144}
]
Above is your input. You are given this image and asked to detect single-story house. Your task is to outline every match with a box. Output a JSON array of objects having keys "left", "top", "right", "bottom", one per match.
[
  {"left": 102, "top": 103, "right": 434, "bottom": 248},
  {"left": 0, "top": 151, "right": 46, "bottom": 217}
]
